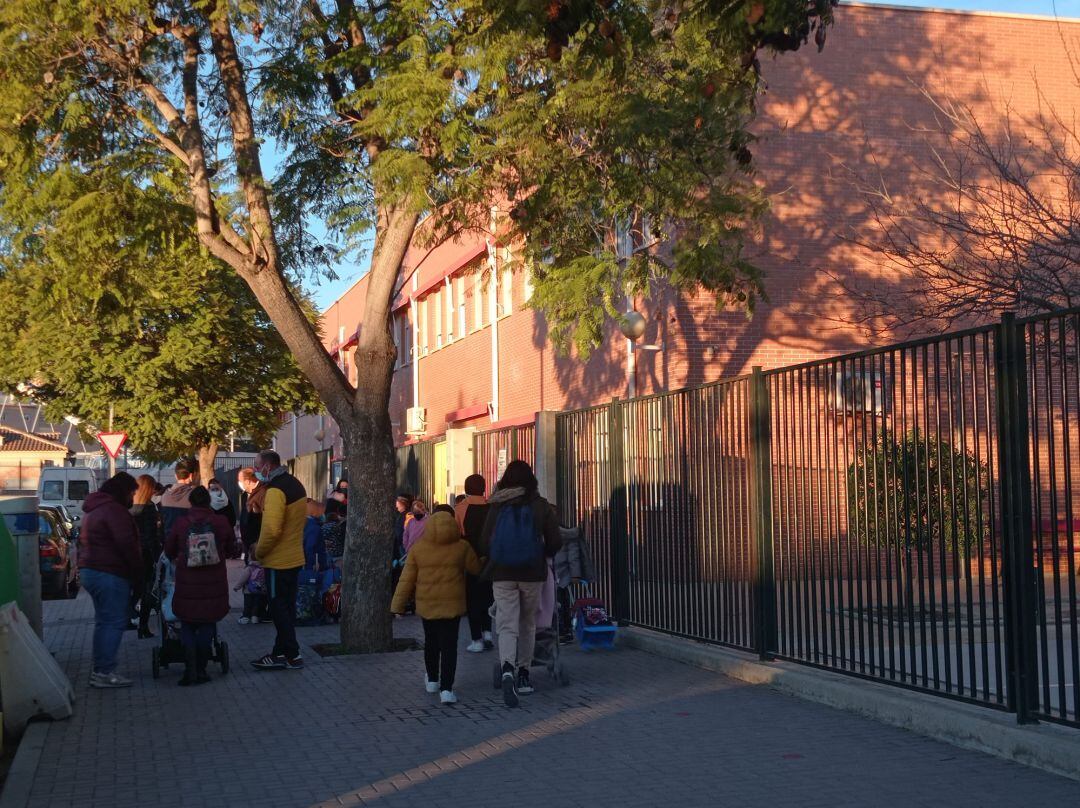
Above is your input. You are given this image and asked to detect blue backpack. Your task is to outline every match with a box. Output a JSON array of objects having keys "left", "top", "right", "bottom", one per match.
[{"left": 490, "top": 503, "right": 541, "bottom": 567}]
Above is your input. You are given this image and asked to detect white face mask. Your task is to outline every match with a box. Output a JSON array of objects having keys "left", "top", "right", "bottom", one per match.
[
  {"left": 209, "top": 489, "right": 228, "bottom": 509},
  {"left": 151, "top": 494, "right": 162, "bottom": 505}
]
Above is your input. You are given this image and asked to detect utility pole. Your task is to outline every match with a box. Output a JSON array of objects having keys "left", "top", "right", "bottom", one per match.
[{"left": 107, "top": 403, "right": 115, "bottom": 478}]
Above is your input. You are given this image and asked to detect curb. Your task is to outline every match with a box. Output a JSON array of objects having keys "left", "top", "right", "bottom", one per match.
[
  {"left": 621, "top": 626, "right": 1080, "bottom": 782},
  {"left": 0, "top": 722, "right": 48, "bottom": 808}
]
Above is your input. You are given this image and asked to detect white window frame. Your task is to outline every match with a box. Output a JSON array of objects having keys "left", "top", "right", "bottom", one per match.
[
  {"left": 445, "top": 277, "right": 454, "bottom": 343},
  {"left": 419, "top": 298, "right": 429, "bottom": 356},
  {"left": 474, "top": 268, "right": 486, "bottom": 331},
  {"left": 456, "top": 275, "right": 466, "bottom": 336},
  {"left": 433, "top": 288, "right": 443, "bottom": 349},
  {"left": 500, "top": 247, "right": 513, "bottom": 318},
  {"left": 523, "top": 261, "right": 534, "bottom": 302}
]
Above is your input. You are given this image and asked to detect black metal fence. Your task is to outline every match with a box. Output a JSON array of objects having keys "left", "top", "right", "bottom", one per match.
[
  {"left": 396, "top": 440, "right": 435, "bottom": 507},
  {"left": 556, "top": 310, "right": 1080, "bottom": 728},
  {"left": 474, "top": 423, "right": 536, "bottom": 490}
]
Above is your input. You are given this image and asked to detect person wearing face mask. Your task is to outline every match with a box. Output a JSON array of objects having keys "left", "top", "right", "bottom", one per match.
[
  {"left": 237, "top": 467, "right": 265, "bottom": 556},
  {"left": 78, "top": 472, "right": 142, "bottom": 688},
  {"left": 207, "top": 478, "right": 237, "bottom": 528}
]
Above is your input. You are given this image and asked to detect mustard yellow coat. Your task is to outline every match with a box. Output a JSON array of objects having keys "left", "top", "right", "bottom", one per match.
[{"left": 390, "top": 512, "right": 483, "bottom": 619}]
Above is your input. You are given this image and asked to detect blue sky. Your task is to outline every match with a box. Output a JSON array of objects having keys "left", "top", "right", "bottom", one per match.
[{"left": 304, "top": 0, "right": 1080, "bottom": 309}]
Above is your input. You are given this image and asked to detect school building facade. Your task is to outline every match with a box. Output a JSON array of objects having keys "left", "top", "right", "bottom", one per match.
[{"left": 276, "top": 3, "right": 1079, "bottom": 502}]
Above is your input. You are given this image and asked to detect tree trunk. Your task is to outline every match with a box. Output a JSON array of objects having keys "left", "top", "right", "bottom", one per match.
[{"left": 196, "top": 443, "right": 219, "bottom": 488}]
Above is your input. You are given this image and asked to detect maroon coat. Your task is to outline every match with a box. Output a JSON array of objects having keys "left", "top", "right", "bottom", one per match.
[
  {"left": 79, "top": 491, "right": 142, "bottom": 583},
  {"left": 164, "top": 508, "right": 231, "bottom": 624}
]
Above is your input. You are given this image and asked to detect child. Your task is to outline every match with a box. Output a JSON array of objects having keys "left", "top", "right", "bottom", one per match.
[
  {"left": 390, "top": 511, "right": 483, "bottom": 705},
  {"left": 304, "top": 498, "right": 328, "bottom": 570},
  {"left": 234, "top": 559, "right": 266, "bottom": 625}
]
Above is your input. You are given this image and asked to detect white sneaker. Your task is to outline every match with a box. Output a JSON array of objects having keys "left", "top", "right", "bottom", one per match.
[
  {"left": 425, "top": 677, "right": 439, "bottom": 694},
  {"left": 466, "top": 639, "right": 485, "bottom": 653},
  {"left": 238, "top": 617, "right": 251, "bottom": 625},
  {"left": 251, "top": 616, "right": 260, "bottom": 624},
  {"left": 90, "top": 671, "right": 133, "bottom": 689},
  {"left": 440, "top": 690, "right": 458, "bottom": 704}
]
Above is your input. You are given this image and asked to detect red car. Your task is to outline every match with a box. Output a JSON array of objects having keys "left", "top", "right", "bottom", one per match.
[{"left": 39, "top": 507, "right": 79, "bottom": 600}]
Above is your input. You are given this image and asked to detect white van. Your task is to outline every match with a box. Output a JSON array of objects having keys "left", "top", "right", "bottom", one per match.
[{"left": 37, "top": 467, "right": 99, "bottom": 515}]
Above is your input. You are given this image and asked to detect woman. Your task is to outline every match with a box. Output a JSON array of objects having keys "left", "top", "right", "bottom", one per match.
[
  {"left": 401, "top": 499, "right": 429, "bottom": 554},
  {"left": 164, "top": 486, "right": 231, "bottom": 686},
  {"left": 479, "top": 461, "right": 562, "bottom": 708},
  {"left": 325, "top": 478, "right": 348, "bottom": 519},
  {"left": 237, "top": 467, "right": 265, "bottom": 555},
  {"left": 207, "top": 478, "right": 237, "bottom": 529},
  {"left": 130, "top": 474, "right": 163, "bottom": 639},
  {"left": 78, "top": 472, "right": 141, "bottom": 689}
]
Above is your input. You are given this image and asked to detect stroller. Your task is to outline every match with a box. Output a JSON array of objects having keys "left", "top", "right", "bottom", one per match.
[
  {"left": 490, "top": 561, "right": 572, "bottom": 691},
  {"left": 150, "top": 555, "right": 230, "bottom": 679}
]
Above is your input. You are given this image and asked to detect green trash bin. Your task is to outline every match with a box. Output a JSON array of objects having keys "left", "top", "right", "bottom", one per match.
[{"left": 0, "top": 496, "right": 42, "bottom": 638}]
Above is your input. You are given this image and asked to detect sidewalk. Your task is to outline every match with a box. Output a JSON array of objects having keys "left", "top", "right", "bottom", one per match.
[{"left": 18, "top": 575, "right": 1080, "bottom": 808}]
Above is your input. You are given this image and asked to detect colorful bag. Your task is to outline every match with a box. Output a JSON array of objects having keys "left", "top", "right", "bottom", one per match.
[
  {"left": 185, "top": 522, "right": 220, "bottom": 568},
  {"left": 246, "top": 564, "right": 266, "bottom": 595},
  {"left": 323, "top": 583, "right": 342, "bottom": 622}
]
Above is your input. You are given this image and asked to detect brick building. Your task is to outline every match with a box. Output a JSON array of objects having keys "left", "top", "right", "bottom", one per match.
[{"left": 276, "top": 3, "right": 1080, "bottom": 500}]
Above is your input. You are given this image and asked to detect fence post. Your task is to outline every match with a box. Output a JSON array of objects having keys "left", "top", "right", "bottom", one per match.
[
  {"left": 533, "top": 412, "right": 558, "bottom": 503},
  {"left": 608, "top": 397, "right": 631, "bottom": 623},
  {"left": 995, "top": 313, "right": 1039, "bottom": 723},
  {"left": 750, "top": 367, "right": 777, "bottom": 660}
]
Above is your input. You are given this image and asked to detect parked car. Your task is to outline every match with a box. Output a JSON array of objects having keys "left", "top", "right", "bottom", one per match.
[
  {"left": 38, "top": 466, "right": 98, "bottom": 515},
  {"left": 39, "top": 507, "right": 79, "bottom": 599}
]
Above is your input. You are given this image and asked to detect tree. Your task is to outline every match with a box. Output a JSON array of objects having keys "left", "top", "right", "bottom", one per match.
[
  {"left": 836, "top": 82, "right": 1080, "bottom": 332},
  {"left": 0, "top": 0, "right": 837, "bottom": 651},
  {"left": 0, "top": 164, "right": 316, "bottom": 481}
]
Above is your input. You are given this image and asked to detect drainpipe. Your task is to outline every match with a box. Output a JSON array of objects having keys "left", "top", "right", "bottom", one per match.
[
  {"left": 411, "top": 295, "right": 420, "bottom": 411},
  {"left": 486, "top": 232, "right": 500, "bottom": 424},
  {"left": 626, "top": 294, "right": 636, "bottom": 400}
]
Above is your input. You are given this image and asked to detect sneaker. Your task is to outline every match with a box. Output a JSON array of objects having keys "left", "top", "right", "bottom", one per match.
[
  {"left": 517, "top": 667, "right": 534, "bottom": 695},
  {"left": 501, "top": 664, "right": 519, "bottom": 708},
  {"left": 284, "top": 656, "right": 304, "bottom": 670},
  {"left": 440, "top": 690, "right": 458, "bottom": 705},
  {"left": 251, "top": 654, "right": 288, "bottom": 670},
  {"left": 466, "top": 640, "right": 485, "bottom": 653},
  {"left": 483, "top": 630, "right": 494, "bottom": 650},
  {"left": 251, "top": 616, "right": 260, "bottom": 624},
  {"left": 90, "top": 671, "right": 133, "bottom": 689},
  {"left": 425, "top": 677, "right": 440, "bottom": 694},
  {"left": 238, "top": 617, "right": 251, "bottom": 625}
]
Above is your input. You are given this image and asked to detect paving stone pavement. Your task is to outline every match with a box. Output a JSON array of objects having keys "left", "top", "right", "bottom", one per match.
[{"left": 22, "top": 564, "right": 1080, "bottom": 808}]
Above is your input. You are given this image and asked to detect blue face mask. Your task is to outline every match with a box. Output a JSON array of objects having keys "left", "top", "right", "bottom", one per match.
[{"left": 254, "top": 471, "right": 268, "bottom": 483}]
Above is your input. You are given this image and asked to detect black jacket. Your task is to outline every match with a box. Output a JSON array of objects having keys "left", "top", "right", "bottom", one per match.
[{"left": 479, "top": 487, "right": 562, "bottom": 583}]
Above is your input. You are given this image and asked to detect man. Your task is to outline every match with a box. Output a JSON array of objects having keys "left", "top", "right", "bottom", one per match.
[
  {"left": 159, "top": 460, "right": 196, "bottom": 538},
  {"left": 237, "top": 467, "right": 266, "bottom": 555},
  {"left": 455, "top": 474, "right": 493, "bottom": 653},
  {"left": 250, "top": 450, "right": 308, "bottom": 671}
]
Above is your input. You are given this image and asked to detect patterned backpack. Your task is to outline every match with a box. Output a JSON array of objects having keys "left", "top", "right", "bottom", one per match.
[{"left": 185, "top": 521, "right": 220, "bottom": 568}]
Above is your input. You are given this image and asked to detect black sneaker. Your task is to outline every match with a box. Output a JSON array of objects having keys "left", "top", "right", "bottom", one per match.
[
  {"left": 285, "top": 656, "right": 304, "bottom": 670},
  {"left": 517, "top": 667, "right": 534, "bottom": 695},
  {"left": 251, "top": 654, "right": 287, "bottom": 670},
  {"left": 501, "top": 663, "right": 519, "bottom": 708}
]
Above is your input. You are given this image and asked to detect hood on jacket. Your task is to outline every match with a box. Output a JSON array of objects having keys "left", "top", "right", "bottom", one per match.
[
  {"left": 422, "top": 512, "right": 461, "bottom": 545},
  {"left": 161, "top": 483, "right": 195, "bottom": 509},
  {"left": 488, "top": 487, "right": 527, "bottom": 505},
  {"left": 83, "top": 490, "right": 123, "bottom": 513}
]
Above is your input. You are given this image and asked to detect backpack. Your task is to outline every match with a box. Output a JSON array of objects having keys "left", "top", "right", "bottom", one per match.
[
  {"left": 246, "top": 565, "right": 266, "bottom": 594},
  {"left": 185, "top": 521, "right": 220, "bottom": 568},
  {"left": 323, "top": 583, "right": 342, "bottom": 622},
  {"left": 490, "top": 502, "right": 541, "bottom": 567}
]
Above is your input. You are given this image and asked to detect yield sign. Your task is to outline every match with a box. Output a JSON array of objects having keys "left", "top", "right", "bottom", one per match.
[{"left": 98, "top": 432, "right": 127, "bottom": 459}]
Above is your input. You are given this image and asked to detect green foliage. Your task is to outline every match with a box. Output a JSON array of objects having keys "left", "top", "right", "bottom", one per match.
[
  {"left": 846, "top": 429, "right": 989, "bottom": 554},
  {"left": 0, "top": 163, "right": 317, "bottom": 462}
]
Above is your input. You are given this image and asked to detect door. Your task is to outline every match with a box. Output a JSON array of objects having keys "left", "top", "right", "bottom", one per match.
[{"left": 433, "top": 440, "right": 448, "bottom": 506}]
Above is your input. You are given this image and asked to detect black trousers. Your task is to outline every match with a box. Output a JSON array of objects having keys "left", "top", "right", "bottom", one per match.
[
  {"left": 242, "top": 592, "right": 266, "bottom": 619},
  {"left": 465, "top": 575, "right": 493, "bottom": 640},
  {"left": 268, "top": 567, "right": 301, "bottom": 659},
  {"left": 422, "top": 617, "right": 461, "bottom": 691}
]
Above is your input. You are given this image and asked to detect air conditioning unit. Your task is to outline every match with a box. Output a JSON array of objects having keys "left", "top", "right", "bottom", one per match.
[
  {"left": 405, "top": 406, "right": 427, "bottom": 436},
  {"left": 834, "top": 368, "right": 889, "bottom": 415}
]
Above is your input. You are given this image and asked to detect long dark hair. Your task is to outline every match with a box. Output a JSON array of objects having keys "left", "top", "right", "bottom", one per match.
[
  {"left": 101, "top": 472, "right": 138, "bottom": 505},
  {"left": 497, "top": 460, "right": 538, "bottom": 496}
]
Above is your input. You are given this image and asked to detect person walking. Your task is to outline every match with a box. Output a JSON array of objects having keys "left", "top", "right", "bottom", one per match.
[
  {"left": 456, "top": 474, "right": 493, "bottom": 653},
  {"left": 390, "top": 511, "right": 483, "bottom": 704},
  {"left": 250, "top": 450, "right": 307, "bottom": 671},
  {"left": 479, "top": 461, "right": 562, "bottom": 708},
  {"left": 208, "top": 478, "right": 237, "bottom": 529},
  {"left": 401, "top": 499, "right": 428, "bottom": 554},
  {"left": 130, "top": 474, "right": 163, "bottom": 639},
  {"left": 160, "top": 461, "right": 196, "bottom": 538},
  {"left": 78, "top": 472, "right": 141, "bottom": 688},
  {"left": 164, "top": 486, "right": 231, "bottom": 686}
]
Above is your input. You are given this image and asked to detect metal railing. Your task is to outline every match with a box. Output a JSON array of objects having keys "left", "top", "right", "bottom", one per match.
[
  {"left": 396, "top": 440, "right": 435, "bottom": 507},
  {"left": 556, "top": 310, "right": 1080, "bottom": 728},
  {"left": 474, "top": 423, "right": 536, "bottom": 489}
]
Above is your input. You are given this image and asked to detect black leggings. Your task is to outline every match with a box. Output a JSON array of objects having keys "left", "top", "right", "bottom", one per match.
[
  {"left": 422, "top": 617, "right": 461, "bottom": 691},
  {"left": 466, "top": 575, "right": 493, "bottom": 640}
]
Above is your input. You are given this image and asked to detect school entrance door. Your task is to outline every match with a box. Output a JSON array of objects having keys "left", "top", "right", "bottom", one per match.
[{"left": 432, "top": 440, "right": 448, "bottom": 506}]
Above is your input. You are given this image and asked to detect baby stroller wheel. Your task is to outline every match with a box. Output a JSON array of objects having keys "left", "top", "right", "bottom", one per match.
[
  {"left": 218, "top": 640, "right": 230, "bottom": 675},
  {"left": 492, "top": 660, "right": 502, "bottom": 691},
  {"left": 151, "top": 647, "right": 161, "bottom": 680}
]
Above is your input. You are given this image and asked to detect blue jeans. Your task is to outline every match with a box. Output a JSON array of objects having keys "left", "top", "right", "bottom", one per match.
[{"left": 80, "top": 569, "right": 131, "bottom": 675}]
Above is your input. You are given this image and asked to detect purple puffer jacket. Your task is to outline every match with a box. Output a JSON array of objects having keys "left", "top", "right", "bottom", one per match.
[
  {"left": 164, "top": 508, "right": 231, "bottom": 624},
  {"left": 78, "top": 491, "right": 143, "bottom": 583}
]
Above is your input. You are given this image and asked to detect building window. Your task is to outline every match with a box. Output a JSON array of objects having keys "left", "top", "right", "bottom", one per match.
[
  {"left": 393, "top": 316, "right": 401, "bottom": 369},
  {"left": 474, "top": 268, "right": 486, "bottom": 330},
  {"left": 419, "top": 298, "right": 429, "bottom": 356},
  {"left": 445, "top": 279, "right": 455, "bottom": 343},
  {"left": 523, "top": 262, "right": 534, "bottom": 302},
  {"left": 433, "top": 289, "right": 443, "bottom": 349},
  {"left": 500, "top": 253, "right": 513, "bottom": 318},
  {"left": 456, "top": 275, "right": 466, "bottom": 336}
]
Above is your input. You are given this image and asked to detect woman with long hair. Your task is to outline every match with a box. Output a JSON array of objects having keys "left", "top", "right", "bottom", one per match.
[{"left": 130, "top": 474, "right": 163, "bottom": 638}]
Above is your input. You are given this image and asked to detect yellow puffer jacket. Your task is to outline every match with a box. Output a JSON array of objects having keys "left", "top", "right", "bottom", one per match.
[
  {"left": 254, "top": 471, "right": 307, "bottom": 570},
  {"left": 391, "top": 512, "right": 483, "bottom": 619}
]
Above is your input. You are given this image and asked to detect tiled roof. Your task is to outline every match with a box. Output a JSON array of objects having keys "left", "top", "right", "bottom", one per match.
[{"left": 0, "top": 425, "right": 70, "bottom": 453}]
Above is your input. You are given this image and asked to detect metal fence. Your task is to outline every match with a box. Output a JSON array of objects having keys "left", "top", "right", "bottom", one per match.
[
  {"left": 396, "top": 440, "right": 435, "bottom": 507},
  {"left": 556, "top": 310, "right": 1080, "bottom": 728},
  {"left": 474, "top": 423, "right": 536, "bottom": 490}
]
